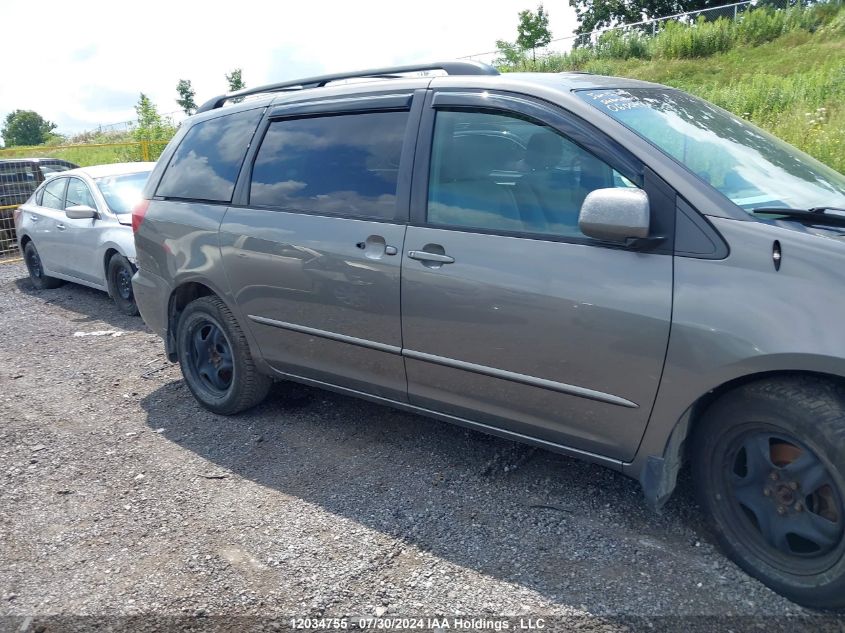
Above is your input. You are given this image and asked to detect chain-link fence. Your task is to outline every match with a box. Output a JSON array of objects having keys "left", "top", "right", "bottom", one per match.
[{"left": 461, "top": 0, "right": 800, "bottom": 64}]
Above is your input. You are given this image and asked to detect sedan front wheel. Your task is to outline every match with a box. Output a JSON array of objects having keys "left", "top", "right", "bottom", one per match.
[{"left": 107, "top": 254, "right": 139, "bottom": 316}]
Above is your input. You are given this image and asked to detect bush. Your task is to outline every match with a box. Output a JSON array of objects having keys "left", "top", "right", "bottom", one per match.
[
  {"left": 595, "top": 29, "right": 652, "bottom": 60},
  {"left": 735, "top": 7, "right": 786, "bottom": 45},
  {"left": 653, "top": 16, "right": 736, "bottom": 58}
]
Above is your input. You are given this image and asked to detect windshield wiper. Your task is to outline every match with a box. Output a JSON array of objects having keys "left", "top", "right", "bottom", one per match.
[{"left": 751, "top": 207, "right": 845, "bottom": 227}]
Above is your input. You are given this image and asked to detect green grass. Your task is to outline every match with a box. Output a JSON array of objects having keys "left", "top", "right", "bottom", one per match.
[
  {"left": 505, "top": 4, "right": 845, "bottom": 173},
  {"left": 0, "top": 138, "right": 170, "bottom": 166}
]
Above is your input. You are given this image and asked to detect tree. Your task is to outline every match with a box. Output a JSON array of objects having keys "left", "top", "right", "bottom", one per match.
[
  {"left": 176, "top": 79, "right": 197, "bottom": 116},
  {"left": 132, "top": 93, "right": 176, "bottom": 160},
  {"left": 225, "top": 68, "right": 246, "bottom": 93},
  {"left": 569, "top": 0, "right": 724, "bottom": 36},
  {"left": 494, "top": 40, "right": 526, "bottom": 68},
  {"left": 1, "top": 110, "right": 57, "bottom": 147},
  {"left": 516, "top": 5, "right": 552, "bottom": 61}
]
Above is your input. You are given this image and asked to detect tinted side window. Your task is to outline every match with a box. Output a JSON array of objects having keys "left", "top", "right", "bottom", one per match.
[
  {"left": 156, "top": 108, "right": 263, "bottom": 202},
  {"left": 41, "top": 178, "right": 66, "bottom": 210},
  {"left": 249, "top": 110, "right": 409, "bottom": 220},
  {"left": 427, "top": 109, "right": 637, "bottom": 239},
  {"left": 65, "top": 178, "right": 96, "bottom": 209}
]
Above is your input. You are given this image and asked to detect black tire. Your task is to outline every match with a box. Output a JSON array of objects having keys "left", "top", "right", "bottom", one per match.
[
  {"left": 693, "top": 377, "right": 845, "bottom": 610},
  {"left": 176, "top": 295, "right": 272, "bottom": 415},
  {"left": 106, "top": 254, "right": 139, "bottom": 316},
  {"left": 23, "top": 241, "right": 63, "bottom": 290}
]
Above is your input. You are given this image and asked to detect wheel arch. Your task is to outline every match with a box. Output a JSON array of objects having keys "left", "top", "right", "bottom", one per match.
[
  {"left": 19, "top": 232, "right": 32, "bottom": 249},
  {"left": 639, "top": 369, "right": 845, "bottom": 511},
  {"left": 166, "top": 281, "right": 218, "bottom": 362},
  {"left": 102, "top": 247, "right": 120, "bottom": 292}
]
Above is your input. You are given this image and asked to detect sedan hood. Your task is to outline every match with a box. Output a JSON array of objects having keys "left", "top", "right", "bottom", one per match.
[{"left": 116, "top": 213, "right": 133, "bottom": 226}]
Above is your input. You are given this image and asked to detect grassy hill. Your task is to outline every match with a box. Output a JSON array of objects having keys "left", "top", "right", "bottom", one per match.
[{"left": 504, "top": 4, "right": 845, "bottom": 174}]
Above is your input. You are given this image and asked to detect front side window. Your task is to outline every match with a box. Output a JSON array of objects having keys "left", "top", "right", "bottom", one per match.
[
  {"left": 156, "top": 108, "right": 263, "bottom": 202},
  {"left": 578, "top": 88, "right": 845, "bottom": 213},
  {"left": 65, "top": 178, "right": 96, "bottom": 209},
  {"left": 41, "top": 177, "right": 66, "bottom": 210},
  {"left": 427, "top": 109, "right": 636, "bottom": 238},
  {"left": 249, "top": 110, "right": 409, "bottom": 220}
]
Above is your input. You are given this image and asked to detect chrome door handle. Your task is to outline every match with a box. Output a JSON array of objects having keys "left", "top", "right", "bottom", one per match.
[
  {"left": 56, "top": 223, "right": 66, "bottom": 230},
  {"left": 29, "top": 215, "right": 38, "bottom": 222},
  {"left": 408, "top": 250, "right": 454, "bottom": 264}
]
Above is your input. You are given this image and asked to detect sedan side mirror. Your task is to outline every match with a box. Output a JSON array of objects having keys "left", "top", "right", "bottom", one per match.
[
  {"left": 65, "top": 205, "right": 98, "bottom": 220},
  {"left": 578, "top": 188, "right": 651, "bottom": 244}
]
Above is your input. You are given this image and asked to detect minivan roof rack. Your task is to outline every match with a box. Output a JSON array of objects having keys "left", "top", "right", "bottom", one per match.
[{"left": 196, "top": 61, "right": 500, "bottom": 113}]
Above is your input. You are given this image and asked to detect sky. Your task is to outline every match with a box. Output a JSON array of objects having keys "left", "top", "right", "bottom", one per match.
[{"left": 0, "top": 1, "right": 578, "bottom": 142}]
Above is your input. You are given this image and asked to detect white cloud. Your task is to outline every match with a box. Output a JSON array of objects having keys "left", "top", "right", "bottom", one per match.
[{"left": 0, "top": 0, "right": 577, "bottom": 140}]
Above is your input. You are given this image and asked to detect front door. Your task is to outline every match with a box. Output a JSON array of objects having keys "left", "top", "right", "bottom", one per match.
[
  {"left": 220, "top": 94, "right": 421, "bottom": 402},
  {"left": 60, "top": 177, "right": 103, "bottom": 284},
  {"left": 401, "top": 93, "right": 674, "bottom": 462}
]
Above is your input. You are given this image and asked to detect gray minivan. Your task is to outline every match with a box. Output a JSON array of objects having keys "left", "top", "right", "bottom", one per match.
[{"left": 132, "top": 62, "right": 845, "bottom": 609}]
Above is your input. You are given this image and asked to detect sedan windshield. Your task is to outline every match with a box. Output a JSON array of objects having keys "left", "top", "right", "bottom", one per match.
[
  {"left": 578, "top": 88, "right": 845, "bottom": 214},
  {"left": 96, "top": 171, "right": 150, "bottom": 214}
]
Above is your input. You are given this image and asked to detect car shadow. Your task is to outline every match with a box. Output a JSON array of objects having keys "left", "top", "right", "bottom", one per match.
[
  {"left": 134, "top": 377, "right": 762, "bottom": 614},
  {"left": 14, "top": 276, "right": 148, "bottom": 333}
]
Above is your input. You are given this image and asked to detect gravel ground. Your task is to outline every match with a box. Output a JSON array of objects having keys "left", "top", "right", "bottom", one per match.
[{"left": 0, "top": 260, "right": 828, "bottom": 627}]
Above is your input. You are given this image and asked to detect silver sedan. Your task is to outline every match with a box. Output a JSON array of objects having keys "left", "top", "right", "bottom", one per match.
[{"left": 14, "top": 162, "right": 155, "bottom": 315}]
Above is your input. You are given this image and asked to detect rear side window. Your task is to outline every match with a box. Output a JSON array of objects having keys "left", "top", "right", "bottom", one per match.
[
  {"left": 156, "top": 108, "right": 263, "bottom": 202},
  {"left": 249, "top": 110, "right": 409, "bottom": 220},
  {"left": 41, "top": 177, "right": 66, "bottom": 210}
]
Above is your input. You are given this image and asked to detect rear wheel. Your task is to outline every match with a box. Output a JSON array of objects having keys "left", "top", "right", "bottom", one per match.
[
  {"left": 107, "top": 254, "right": 139, "bottom": 316},
  {"left": 693, "top": 377, "right": 845, "bottom": 610},
  {"left": 23, "top": 241, "right": 63, "bottom": 290},
  {"left": 176, "top": 295, "right": 272, "bottom": 415}
]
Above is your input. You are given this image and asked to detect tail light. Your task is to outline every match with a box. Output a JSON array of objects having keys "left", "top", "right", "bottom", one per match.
[{"left": 132, "top": 199, "right": 150, "bottom": 234}]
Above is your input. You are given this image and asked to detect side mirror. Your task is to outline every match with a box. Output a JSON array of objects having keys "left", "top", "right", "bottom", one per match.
[
  {"left": 578, "top": 188, "right": 651, "bottom": 244},
  {"left": 65, "top": 205, "right": 97, "bottom": 220}
]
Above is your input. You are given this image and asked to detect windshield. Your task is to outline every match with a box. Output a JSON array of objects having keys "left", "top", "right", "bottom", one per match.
[
  {"left": 96, "top": 171, "right": 150, "bottom": 214},
  {"left": 578, "top": 88, "right": 845, "bottom": 214}
]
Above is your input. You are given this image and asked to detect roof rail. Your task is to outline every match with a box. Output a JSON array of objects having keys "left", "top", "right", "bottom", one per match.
[{"left": 196, "top": 61, "right": 499, "bottom": 113}]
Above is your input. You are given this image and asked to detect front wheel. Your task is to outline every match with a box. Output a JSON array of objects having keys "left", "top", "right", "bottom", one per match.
[
  {"left": 107, "top": 254, "right": 139, "bottom": 316},
  {"left": 23, "top": 241, "right": 63, "bottom": 290},
  {"left": 176, "top": 295, "right": 272, "bottom": 415},
  {"left": 693, "top": 377, "right": 845, "bottom": 610}
]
